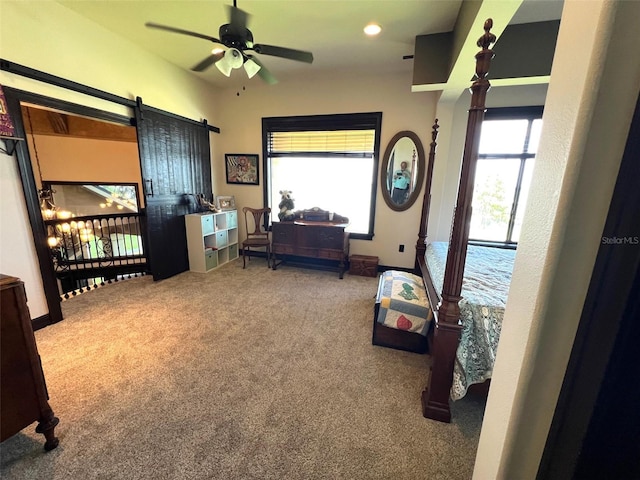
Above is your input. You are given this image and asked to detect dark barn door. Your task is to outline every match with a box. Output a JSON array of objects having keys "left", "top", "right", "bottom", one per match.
[{"left": 135, "top": 106, "right": 211, "bottom": 280}]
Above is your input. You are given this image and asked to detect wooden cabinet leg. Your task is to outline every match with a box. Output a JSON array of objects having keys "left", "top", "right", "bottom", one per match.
[{"left": 35, "top": 411, "right": 59, "bottom": 451}]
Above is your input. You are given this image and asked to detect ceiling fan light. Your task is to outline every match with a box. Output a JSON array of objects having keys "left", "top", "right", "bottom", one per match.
[
  {"left": 215, "top": 58, "right": 233, "bottom": 77},
  {"left": 215, "top": 48, "right": 243, "bottom": 77},
  {"left": 244, "top": 58, "right": 261, "bottom": 79},
  {"left": 227, "top": 48, "right": 243, "bottom": 69}
]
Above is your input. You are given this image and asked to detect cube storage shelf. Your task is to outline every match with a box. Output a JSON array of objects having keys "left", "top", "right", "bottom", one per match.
[{"left": 185, "top": 210, "right": 239, "bottom": 273}]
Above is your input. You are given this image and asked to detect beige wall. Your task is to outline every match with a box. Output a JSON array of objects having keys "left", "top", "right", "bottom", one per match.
[
  {"left": 0, "top": 2, "right": 218, "bottom": 121},
  {"left": 0, "top": 150, "right": 46, "bottom": 313},
  {"left": 210, "top": 71, "right": 439, "bottom": 266}
]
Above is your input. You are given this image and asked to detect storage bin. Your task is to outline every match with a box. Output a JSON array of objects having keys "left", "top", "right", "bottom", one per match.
[{"left": 349, "top": 255, "right": 379, "bottom": 277}]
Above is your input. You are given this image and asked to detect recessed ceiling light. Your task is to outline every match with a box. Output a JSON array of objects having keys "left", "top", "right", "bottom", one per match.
[{"left": 364, "top": 23, "right": 382, "bottom": 36}]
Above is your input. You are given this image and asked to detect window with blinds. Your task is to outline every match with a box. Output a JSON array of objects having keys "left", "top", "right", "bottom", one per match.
[{"left": 262, "top": 113, "right": 382, "bottom": 239}]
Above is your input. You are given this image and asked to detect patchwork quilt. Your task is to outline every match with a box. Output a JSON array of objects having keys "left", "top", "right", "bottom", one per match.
[{"left": 375, "top": 270, "right": 432, "bottom": 337}]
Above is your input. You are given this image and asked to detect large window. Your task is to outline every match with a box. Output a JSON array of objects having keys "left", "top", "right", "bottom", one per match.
[
  {"left": 263, "top": 113, "right": 382, "bottom": 239},
  {"left": 469, "top": 107, "right": 543, "bottom": 245}
]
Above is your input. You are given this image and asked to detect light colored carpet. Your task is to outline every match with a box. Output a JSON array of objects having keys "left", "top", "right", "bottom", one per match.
[{"left": 0, "top": 260, "right": 485, "bottom": 479}]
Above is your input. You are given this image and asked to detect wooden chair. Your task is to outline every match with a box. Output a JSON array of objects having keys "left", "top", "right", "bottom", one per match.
[{"left": 242, "top": 207, "right": 271, "bottom": 269}]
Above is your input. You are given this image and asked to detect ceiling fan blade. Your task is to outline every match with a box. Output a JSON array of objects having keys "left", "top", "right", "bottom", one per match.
[
  {"left": 248, "top": 56, "right": 278, "bottom": 85},
  {"left": 252, "top": 44, "right": 314, "bottom": 64},
  {"left": 145, "top": 22, "right": 222, "bottom": 44},
  {"left": 191, "top": 52, "right": 224, "bottom": 72},
  {"left": 225, "top": 4, "right": 250, "bottom": 36}
]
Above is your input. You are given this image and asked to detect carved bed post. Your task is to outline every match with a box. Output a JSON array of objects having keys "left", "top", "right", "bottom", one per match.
[
  {"left": 415, "top": 119, "right": 439, "bottom": 271},
  {"left": 422, "top": 20, "right": 496, "bottom": 422}
]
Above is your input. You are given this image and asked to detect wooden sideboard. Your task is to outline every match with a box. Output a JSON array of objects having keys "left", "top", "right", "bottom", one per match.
[
  {"left": 1, "top": 274, "right": 59, "bottom": 451},
  {"left": 272, "top": 220, "right": 350, "bottom": 278}
]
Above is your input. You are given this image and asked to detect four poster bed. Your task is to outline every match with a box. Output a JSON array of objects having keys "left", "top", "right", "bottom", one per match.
[{"left": 413, "top": 19, "right": 515, "bottom": 423}]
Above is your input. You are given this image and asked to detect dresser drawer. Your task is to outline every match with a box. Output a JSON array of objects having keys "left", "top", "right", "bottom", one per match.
[
  {"left": 301, "top": 226, "right": 343, "bottom": 249},
  {"left": 273, "top": 243, "right": 296, "bottom": 255},
  {"left": 273, "top": 223, "right": 295, "bottom": 243},
  {"left": 318, "top": 248, "right": 344, "bottom": 261}
]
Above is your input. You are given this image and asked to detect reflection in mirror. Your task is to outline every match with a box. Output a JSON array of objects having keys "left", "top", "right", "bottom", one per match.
[
  {"left": 387, "top": 137, "right": 417, "bottom": 205},
  {"left": 381, "top": 131, "right": 425, "bottom": 211},
  {"left": 46, "top": 182, "right": 140, "bottom": 218}
]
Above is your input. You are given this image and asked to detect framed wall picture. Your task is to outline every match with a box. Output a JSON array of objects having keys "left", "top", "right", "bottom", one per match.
[
  {"left": 225, "top": 153, "right": 259, "bottom": 185},
  {"left": 216, "top": 195, "right": 236, "bottom": 211}
]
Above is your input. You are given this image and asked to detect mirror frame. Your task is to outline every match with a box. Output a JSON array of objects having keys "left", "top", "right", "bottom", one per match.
[{"left": 380, "top": 130, "right": 426, "bottom": 212}]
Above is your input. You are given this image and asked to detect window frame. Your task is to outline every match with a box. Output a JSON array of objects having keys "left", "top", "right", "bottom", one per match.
[
  {"left": 262, "top": 112, "right": 383, "bottom": 240},
  {"left": 469, "top": 106, "right": 544, "bottom": 248}
]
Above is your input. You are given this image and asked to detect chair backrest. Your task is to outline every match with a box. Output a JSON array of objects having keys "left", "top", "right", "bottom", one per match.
[{"left": 243, "top": 207, "right": 271, "bottom": 240}]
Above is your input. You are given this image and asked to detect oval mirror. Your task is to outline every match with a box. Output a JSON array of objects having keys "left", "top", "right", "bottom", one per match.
[{"left": 380, "top": 131, "right": 425, "bottom": 211}]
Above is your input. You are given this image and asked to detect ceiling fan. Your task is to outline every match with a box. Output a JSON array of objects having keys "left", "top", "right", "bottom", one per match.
[{"left": 145, "top": 0, "right": 314, "bottom": 85}]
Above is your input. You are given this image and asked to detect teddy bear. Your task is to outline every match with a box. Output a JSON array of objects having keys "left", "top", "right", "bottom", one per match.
[{"left": 278, "top": 190, "right": 296, "bottom": 221}]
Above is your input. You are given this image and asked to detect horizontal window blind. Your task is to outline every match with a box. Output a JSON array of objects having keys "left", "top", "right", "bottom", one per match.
[{"left": 269, "top": 130, "right": 375, "bottom": 154}]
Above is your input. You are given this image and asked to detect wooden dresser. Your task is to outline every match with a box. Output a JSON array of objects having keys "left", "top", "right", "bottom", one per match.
[
  {"left": 272, "top": 214, "right": 350, "bottom": 278},
  {"left": 1, "top": 274, "right": 59, "bottom": 451}
]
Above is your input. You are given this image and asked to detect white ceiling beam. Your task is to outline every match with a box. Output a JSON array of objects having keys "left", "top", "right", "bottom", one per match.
[{"left": 412, "top": 0, "right": 524, "bottom": 99}]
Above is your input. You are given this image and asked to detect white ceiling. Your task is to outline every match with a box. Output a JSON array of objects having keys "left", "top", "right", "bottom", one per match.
[{"left": 56, "top": 0, "right": 563, "bottom": 89}]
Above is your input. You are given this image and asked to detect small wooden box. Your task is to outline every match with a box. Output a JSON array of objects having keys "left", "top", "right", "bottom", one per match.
[{"left": 349, "top": 255, "right": 379, "bottom": 277}]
